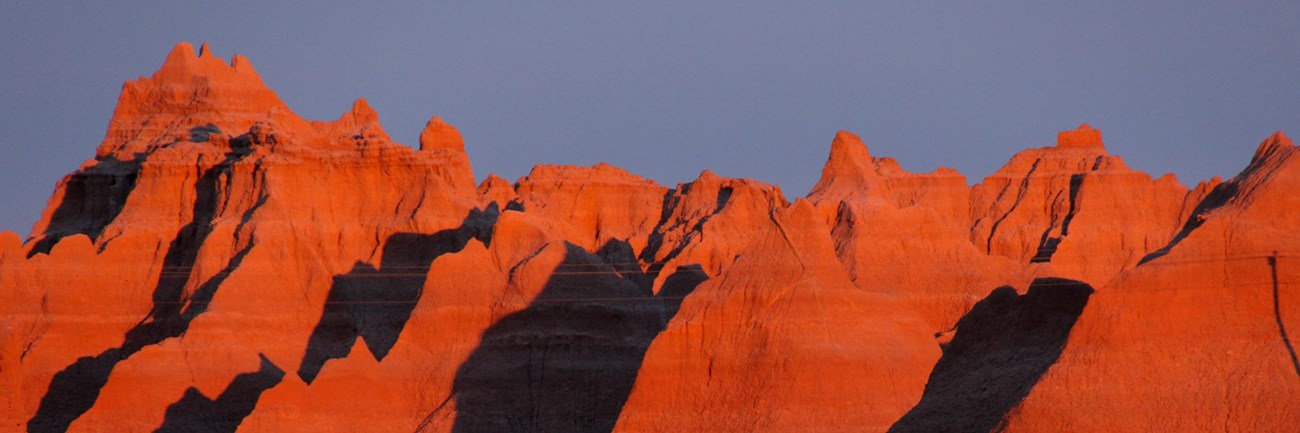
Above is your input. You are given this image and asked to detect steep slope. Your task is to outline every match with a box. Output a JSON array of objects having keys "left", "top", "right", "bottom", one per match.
[{"left": 1001, "top": 132, "right": 1300, "bottom": 432}]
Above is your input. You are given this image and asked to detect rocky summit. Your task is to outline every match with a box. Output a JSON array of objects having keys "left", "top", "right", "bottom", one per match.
[{"left": 2, "top": 43, "right": 1297, "bottom": 433}]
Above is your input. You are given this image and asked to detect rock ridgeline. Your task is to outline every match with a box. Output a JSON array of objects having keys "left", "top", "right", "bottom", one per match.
[{"left": 1, "top": 43, "right": 1296, "bottom": 433}]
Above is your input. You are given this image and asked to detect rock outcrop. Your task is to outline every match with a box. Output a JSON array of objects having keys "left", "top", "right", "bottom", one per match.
[
  {"left": 808, "top": 131, "right": 1022, "bottom": 329},
  {"left": 970, "top": 124, "right": 1191, "bottom": 286},
  {"left": 2, "top": 43, "right": 1296, "bottom": 433},
  {"left": 1001, "top": 132, "right": 1300, "bottom": 432}
]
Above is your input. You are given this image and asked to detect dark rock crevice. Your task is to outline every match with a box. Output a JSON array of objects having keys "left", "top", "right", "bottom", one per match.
[
  {"left": 1031, "top": 173, "right": 1084, "bottom": 263},
  {"left": 980, "top": 159, "right": 1040, "bottom": 256},
  {"left": 1270, "top": 254, "right": 1300, "bottom": 379}
]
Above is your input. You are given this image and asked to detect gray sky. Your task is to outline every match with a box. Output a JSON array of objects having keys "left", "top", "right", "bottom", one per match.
[{"left": 2, "top": 1, "right": 1297, "bottom": 235}]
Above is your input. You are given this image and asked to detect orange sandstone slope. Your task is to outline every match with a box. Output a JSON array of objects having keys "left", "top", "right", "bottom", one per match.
[
  {"left": 1001, "top": 132, "right": 1300, "bottom": 432},
  {"left": 1, "top": 43, "right": 1297, "bottom": 433}
]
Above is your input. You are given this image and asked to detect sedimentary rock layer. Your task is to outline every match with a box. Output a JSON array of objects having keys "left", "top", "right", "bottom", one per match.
[{"left": 2, "top": 43, "right": 1296, "bottom": 433}]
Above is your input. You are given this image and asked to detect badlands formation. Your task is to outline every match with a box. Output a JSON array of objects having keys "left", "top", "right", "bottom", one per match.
[{"left": 1, "top": 43, "right": 1297, "bottom": 432}]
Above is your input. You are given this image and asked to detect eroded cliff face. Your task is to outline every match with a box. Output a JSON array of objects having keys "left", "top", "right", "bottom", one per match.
[
  {"left": 1001, "top": 132, "right": 1300, "bottom": 432},
  {"left": 969, "top": 124, "right": 1193, "bottom": 287},
  {"left": 2, "top": 43, "right": 1296, "bottom": 433},
  {"left": 807, "top": 131, "right": 1023, "bottom": 330}
]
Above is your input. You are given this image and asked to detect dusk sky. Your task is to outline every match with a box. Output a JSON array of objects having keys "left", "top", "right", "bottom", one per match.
[{"left": 1, "top": 2, "right": 1297, "bottom": 234}]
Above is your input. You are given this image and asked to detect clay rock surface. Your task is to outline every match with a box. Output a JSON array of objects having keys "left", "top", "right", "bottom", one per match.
[
  {"left": 2, "top": 43, "right": 1297, "bottom": 433},
  {"left": 1000, "top": 132, "right": 1300, "bottom": 432},
  {"left": 970, "top": 123, "right": 1192, "bottom": 287},
  {"left": 807, "top": 131, "right": 1024, "bottom": 329}
]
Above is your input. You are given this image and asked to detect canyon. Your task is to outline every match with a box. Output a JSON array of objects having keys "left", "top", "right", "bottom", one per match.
[{"left": 1, "top": 43, "right": 1297, "bottom": 432}]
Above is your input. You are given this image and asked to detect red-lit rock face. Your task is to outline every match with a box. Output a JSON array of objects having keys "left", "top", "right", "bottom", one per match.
[
  {"left": 1001, "top": 132, "right": 1300, "bottom": 432},
  {"left": 969, "top": 123, "right": 1194, "bottom": 287},
  {"left": 2, "top": 43, "right": 1296, "bottom": 433}
]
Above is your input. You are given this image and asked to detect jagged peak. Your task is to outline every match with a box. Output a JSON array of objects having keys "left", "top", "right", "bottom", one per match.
[
  {"left": 419, "top": 116, "right": 465, "bottom": 152},
  {"left": 832, "top": 130, "right": 872, "bottom": 158},
  {"left": 350, "top": 98, "right": 377, "bottom": 120},
  {"left": 153, "top": 41, "right": 265, "bottom": 84},
  {"left": 96, "top": 42, "right": 292, "bottom": 158},
  {"left": 162, "top": 41, "right": 197, "bottom": 65},
  {"left": 812, "top": 130, "right": 877, "bottom": 192},
  {"left": 1238, "top": 130, "right": 1296, "bottom": 179},
  {"left": 1055, "top": 123, "right": 1105, "bottom": 150},
  {"left": 829, "top": 130, "right": 872, "bottom": 166},
  {"left": 810, "top": 129, "right": 968, "bottom": 200},
  {"left": 1251, "top": 131, "right": 1293, "bottom": 160},
  {"left": 1147, "top": 130, "right": 1299, "bottom": 260},
  {"left": 322, "top": 98, "right": 380, "bottom": 130},
  {"left": 318, "top": 98, "right": 390, "bottom": 143}
]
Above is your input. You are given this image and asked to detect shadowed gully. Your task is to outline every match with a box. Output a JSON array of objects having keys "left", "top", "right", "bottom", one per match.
[
  {"left": 444, "top": 243, "right": 702, "bottom": 433},
  {"left": 889, "top": 278, "right": 1094, "bottom": 433}
]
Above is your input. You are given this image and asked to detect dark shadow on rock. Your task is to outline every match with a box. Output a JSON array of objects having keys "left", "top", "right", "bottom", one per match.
[
  {"left": 597, "top": 238, "right": 651, "bottom": 291},
  {"left": 637, "top": 182, "right": 732, "bottom": 282},
  {"left": 26, "top": 349, "right": 123, "bottom": 433},
  {"left": 1270, "top": 253, "right": 1300, "bottom": 379},
  {"left": 889, "top": 277, "right": 1094, "bottom": 433},
  {"left": 1141, "top": 178, "right": 1240, "bottom": 265},
  {"left": 715, "top": 185, "right": 733, "bottom": 210},
  {"left": 638, "top": 189, "right": 680, "bottom": 265},
  {"left": 445, "top": 242, "right": 703, "bottom": 433},
  {"left": 186, "top": 124, "right": 223, "bottom": 143},
  {"left": 27, "top": 157, "right": 140, "bottom": 256},
  {"left": 28, "top": 149, "right": 256, "bottom": 433},
  {"left": 658, "top": 264, "right": 706, "bottom": 321},
  {"left": 297, "top": 206, "right": 498, "bottom": 384},
  {"left": 154, "top": 353, "right": 284, "bottom": 433}
]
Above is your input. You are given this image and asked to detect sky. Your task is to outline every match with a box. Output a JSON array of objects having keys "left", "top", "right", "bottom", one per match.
[{"left": 1, "top": 1, "right": 1297, "bottom": 235}]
